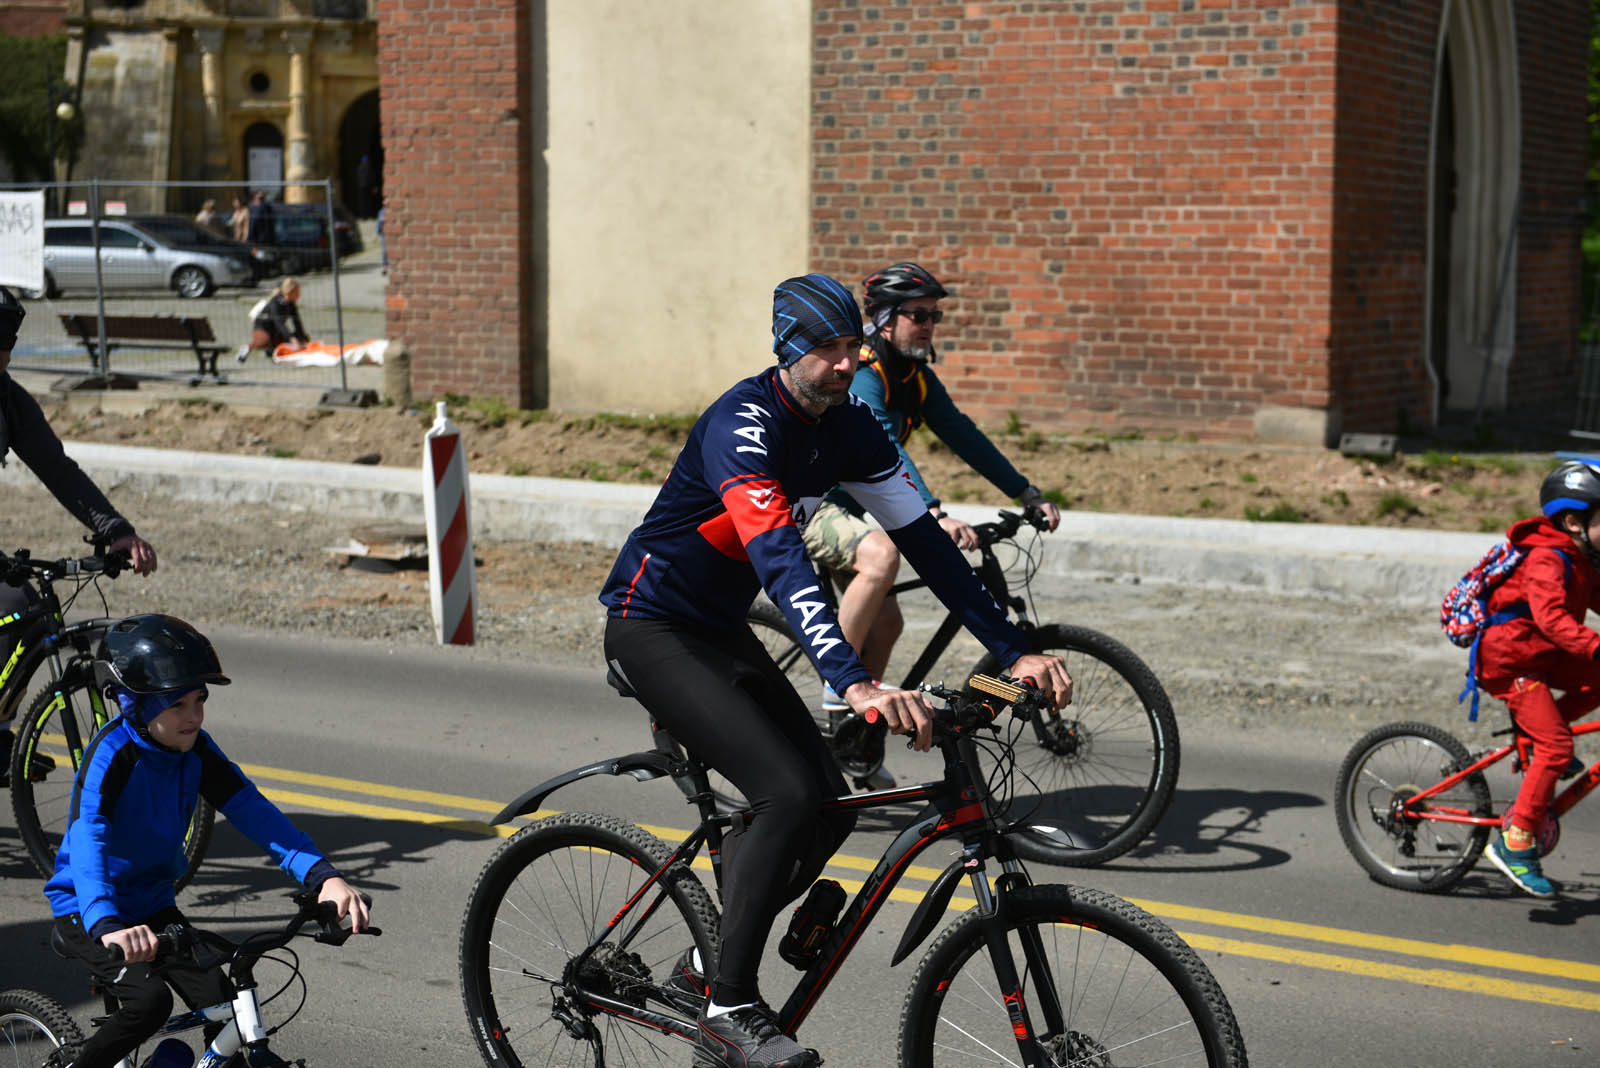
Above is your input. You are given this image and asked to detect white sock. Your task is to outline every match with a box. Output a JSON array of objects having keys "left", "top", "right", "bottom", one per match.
[{"left": 705, "top": 999, "right": 757, "bottom": 1018}]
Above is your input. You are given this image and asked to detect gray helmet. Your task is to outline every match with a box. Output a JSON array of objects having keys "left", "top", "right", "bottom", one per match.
[
  {"left": 95, "top": 614, "right": 231, "bottom": 695},
  {"left": 1539, "top": 461, "right": 1600, "bottom": 519}
]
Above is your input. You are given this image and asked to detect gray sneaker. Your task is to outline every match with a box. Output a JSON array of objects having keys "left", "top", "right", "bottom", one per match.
[{"left": 693, "top": 1003, "right": 820, "bottom": 1067}]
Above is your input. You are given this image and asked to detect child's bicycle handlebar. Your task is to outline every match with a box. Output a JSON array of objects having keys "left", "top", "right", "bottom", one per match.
[{"left": 107, "top": 891, "right": 382, "bottom": 969}]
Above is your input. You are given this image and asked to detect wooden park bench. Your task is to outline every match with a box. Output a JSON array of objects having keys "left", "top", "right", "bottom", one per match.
[{"left": 58, "top": 313, "right": 228, "bottom": 385}]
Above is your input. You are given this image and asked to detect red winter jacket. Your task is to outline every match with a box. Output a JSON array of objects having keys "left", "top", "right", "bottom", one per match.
[{"left": 1476, "top": 515, "right": 1600, "bottom": 682}]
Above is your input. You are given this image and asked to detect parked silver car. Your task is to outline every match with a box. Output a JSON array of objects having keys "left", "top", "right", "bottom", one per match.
[{"left": 27, "top": 218, "right": 255, "bottom": 299}]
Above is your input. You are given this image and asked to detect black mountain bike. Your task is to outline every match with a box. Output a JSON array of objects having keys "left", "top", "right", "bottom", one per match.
[
  {"left": 462, "top": 673, "right": 1245, "bottom": 1067},
  {"left": 2, "top": 545, "right": 213, "bottom": 888},
  {"left": 662, "top": 507, "right": 1179, "bottom": 867}
]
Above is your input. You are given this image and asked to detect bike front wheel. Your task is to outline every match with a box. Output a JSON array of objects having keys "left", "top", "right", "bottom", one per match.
[
  {"left": 10, "top": 665, "right": 214, "bottom": 890},
  {"left": 459, "top": 812, "right": 721, "bottom": 1068},
  {"left": 1335, "top": 721, "right": 1492, "bottom": 893},
  {"left": 900, "top": 884, "right": 1247, "bottom": 1067},
  {"left": 0, "top": 988, "right": 86, "bottom": 1062},
  {"left": 970, "top": 624, "right": 1179, "bottom": 866}
]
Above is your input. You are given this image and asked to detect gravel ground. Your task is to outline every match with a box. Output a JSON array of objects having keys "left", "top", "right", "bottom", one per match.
[{"left": 4, "top": 479, "right": 1534, "bottom": 748}]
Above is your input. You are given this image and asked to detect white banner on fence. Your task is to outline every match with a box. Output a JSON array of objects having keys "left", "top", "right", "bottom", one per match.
[{"left": 0, "top": 191, "right": 46, "bottom": 293}]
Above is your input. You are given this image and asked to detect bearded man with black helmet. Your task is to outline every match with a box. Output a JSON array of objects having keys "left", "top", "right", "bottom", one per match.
[
  {"left": 0, "top": 286, "right": 157, "bottom": 786},
  {"left": 799, "top": 262, "right": 1062, "bottom": 736},
  {"left": 1470, "top": 460, "right": 1600, "bottom": 899}
]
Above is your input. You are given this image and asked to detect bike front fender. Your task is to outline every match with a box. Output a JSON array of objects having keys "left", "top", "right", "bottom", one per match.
[
  {"left": 491, "top": 750, "right": 679, "bottom": 825},
  {"left": 890, "top": 854, "right": 971, "bottom": 967}
]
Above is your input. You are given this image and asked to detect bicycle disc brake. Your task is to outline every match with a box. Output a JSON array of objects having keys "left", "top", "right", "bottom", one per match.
[{"left": 1042, "top": 1030, "right": 1111, "bottom": 1066}]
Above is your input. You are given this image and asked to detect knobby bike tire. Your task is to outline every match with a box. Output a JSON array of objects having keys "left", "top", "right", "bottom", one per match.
[
  {"left": 899, "top": 884, "right": 1248, "bottom": 1068},
  {"left": 1334, "top": 721, "right": 1492, "bottom": 893},
  {"left": 969, "top": 623, "right": 1179, "bottom": 867},
  {"left": 10, "top": 664, "right": 215, "bottom": 891},
  {"left": 0, "top": 987, "right": 86, "bottom": 1061},
  {"left": 459, "top": 812, "right": 721, "bottom": 1068}
]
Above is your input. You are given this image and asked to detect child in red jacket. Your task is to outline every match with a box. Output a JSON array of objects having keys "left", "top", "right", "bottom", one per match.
[{"left": 1474, "top": 460, "right": 1600, "bottom": 897}]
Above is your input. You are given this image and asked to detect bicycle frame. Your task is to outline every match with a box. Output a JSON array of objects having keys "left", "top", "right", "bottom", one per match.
[
  {"left": 2, "top": 559, "right": 115, "bottom": 726},
  {"left": 1397, "top": 718, "right": 1600, "bottom": 828},
  {"left": 501, "top": 711, "right": 1069, "bottom": 1066}
]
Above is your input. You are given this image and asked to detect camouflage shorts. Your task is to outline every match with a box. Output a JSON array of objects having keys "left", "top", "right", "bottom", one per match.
[{"left": 801, "top": 501, "right": 879, "bottom": 575}]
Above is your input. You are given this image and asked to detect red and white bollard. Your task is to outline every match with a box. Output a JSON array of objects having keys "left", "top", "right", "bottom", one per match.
[{"left": 423, "top": 401, "right": 477, "bottom": 645}]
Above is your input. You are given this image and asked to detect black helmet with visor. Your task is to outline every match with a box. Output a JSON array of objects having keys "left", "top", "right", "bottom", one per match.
[{"left": 95, "top": 613, "right": 231, "bottom": 695}]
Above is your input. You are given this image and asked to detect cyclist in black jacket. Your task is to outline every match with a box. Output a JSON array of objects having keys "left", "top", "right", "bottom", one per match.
[{"left": 0, "top": 286, "right": 157, "bottom": 784}]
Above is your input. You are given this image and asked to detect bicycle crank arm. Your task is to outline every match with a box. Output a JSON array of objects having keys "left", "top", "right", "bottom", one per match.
[{"left": 491, "top": 751, "right": 679, "bottom": 824}]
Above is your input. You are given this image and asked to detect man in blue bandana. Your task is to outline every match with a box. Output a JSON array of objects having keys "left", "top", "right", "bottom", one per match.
[{"left": 600, "top": 273, "right": 1071, "bottom": 1068}]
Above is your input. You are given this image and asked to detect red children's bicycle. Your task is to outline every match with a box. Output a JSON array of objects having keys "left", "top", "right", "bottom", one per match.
[{"left": 1335, "top": 714, "right": 1600, "bottom": 892}]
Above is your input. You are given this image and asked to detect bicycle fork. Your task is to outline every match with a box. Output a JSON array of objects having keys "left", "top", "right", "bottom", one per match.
[{"left": 971, "top": 862, "right": 1067, "bottom": 1068}]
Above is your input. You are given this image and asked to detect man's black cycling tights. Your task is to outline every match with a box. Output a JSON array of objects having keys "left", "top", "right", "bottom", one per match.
[{"left": 604, "top": 615, "right": 854, "bottom": 1007}]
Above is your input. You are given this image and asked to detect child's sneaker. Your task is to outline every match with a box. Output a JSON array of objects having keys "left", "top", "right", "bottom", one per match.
[
  {"left": 819, "top": 681, "right": 848, "bottom": 714},
  {"left": 1484, "top": 833, "right": 1556, "bottom": 897}
]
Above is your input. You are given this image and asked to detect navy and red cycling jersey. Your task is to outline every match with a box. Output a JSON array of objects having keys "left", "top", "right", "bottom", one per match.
[{"left": 600, "top": 368, "right": 1030, "bottom": 695}]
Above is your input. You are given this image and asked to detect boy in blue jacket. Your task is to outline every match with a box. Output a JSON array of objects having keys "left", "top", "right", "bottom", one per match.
[{"left": 44, "top": 614, "right": 368, "bottom": 1068}]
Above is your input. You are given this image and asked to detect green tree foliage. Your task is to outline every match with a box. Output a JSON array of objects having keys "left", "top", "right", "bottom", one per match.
[{"left": 0, "top": 35, "right": 81, "bottom": 181}]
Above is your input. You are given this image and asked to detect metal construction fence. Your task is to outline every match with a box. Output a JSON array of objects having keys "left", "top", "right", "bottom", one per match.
[{"left": 1, "top": 178, "right": 385, "bottom": 397}]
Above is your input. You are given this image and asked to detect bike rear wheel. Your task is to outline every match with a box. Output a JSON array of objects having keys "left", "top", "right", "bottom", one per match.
[
  {"left": 970, "top": 624, "right": 1179, "bottom": 866},
  {"left": 0, "top": 988, "right": 85, "bottom": 1063},
  {"left": 1335, "top": 721, "right": 1492, "bottom": 893},
  {"left": 10, "top": 665, "right": 214, "bottom": 890},
  {"left": 459, "top": 812, "right": 721, "bottom": 1068},
  {"left": 900, "top": 884, "right": 1247, "bottom": 1067}
]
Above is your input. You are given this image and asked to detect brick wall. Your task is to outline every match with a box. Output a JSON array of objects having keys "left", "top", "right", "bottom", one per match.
[
  {"left": 1509, "top": 0, "right": 1588, "bottom": 425},
  {"left": 812, "top": 0, "right": 1343, "bottom": 440},
  {"left": 0, "top": 3, "right": 68, "bottom": 37},
  {"left": 374, "top": 0, "right": 540, "bottom": 407}
]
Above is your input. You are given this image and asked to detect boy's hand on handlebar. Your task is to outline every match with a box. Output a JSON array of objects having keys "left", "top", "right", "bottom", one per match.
[
  {"left": 936, "top": 514, "right": 979, "bottom": 551},
  {"left": 108, "top": 533, "right": 158, "bottom": 576},
  {"left": 103, "top": 924, "right": 159, "bottom": 962},
  {"left": 1004, "top": 654, "right": 1073, "bottom": 710},
  {"left": 317, "top": 876, "right": 370, "bottom": 933},
  {"left": 846, "top": 680, "right": 934, "bottom": 752}
]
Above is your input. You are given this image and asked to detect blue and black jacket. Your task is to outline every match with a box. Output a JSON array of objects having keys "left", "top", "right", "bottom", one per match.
[
  {"left": 600, "top": 368, "right": 1030, "bottom": 695},
  {"left": 45, "top": 717, "right": 335, "bottom": 940}
]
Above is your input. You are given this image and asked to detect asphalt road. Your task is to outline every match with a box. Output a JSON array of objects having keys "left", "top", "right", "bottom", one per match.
[{"left": 2, "top": 628, "right": 1596, "bottom": 1066}]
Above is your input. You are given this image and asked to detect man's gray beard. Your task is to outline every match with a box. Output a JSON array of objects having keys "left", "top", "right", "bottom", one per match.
[{"left": 901, "top": 342, "right": 933, "bottom": 361}]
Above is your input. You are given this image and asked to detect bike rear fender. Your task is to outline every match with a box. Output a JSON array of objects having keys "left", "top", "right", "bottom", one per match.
[{"left": 491, "top": 750, "right": 678, "bottom": 825}]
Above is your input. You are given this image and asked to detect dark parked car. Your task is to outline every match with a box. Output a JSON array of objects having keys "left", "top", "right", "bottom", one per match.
[
  {"left": 249, "top": 202, "right": 363, "bottom": 273},
  {"left": 126, "top": 214, "right": 284, "bottom": 280}
]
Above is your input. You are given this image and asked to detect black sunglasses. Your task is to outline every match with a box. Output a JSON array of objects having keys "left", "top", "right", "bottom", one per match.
[{"left": 895, "top": 307, "right": 943, "bottom": 325}]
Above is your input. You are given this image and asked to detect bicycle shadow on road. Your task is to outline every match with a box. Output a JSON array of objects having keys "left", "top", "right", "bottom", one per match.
[{"left": 1094, "top": 786, "right": 1324, "bottom": 873}]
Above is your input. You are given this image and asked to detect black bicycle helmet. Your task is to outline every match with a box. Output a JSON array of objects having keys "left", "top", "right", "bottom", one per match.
[
  {"left": 1539, "top": 460, "right": 1600, "bottom": 519},
  {"left": 861, "top": 262, "right": 948, "bottom": 320},
  {"left": 95, "top": 613, "right": 231, "bottom": 695},
  {"left": 0, "top": 286, "right": 24, "bottom": 351}
]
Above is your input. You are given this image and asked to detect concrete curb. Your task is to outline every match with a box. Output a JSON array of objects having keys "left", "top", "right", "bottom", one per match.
[{"left": 6, "top": 440, "right": 1497, "bottom": 606}]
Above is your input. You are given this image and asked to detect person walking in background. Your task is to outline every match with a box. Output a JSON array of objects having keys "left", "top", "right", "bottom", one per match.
[
  {"left": 355, "top": 155, "right": 378, "bottom": 219},
  {"left": 230, "top": 196, "right": 250, "bottom": 242},
  {"left": 376, "top": 200, "right": 387, "bottom": 274},
  {"left": 193, "top": 199, "right": 223, "bottom": 234},
  {"left": 246, "top": 191, "right": 275, "bottom": 245}
]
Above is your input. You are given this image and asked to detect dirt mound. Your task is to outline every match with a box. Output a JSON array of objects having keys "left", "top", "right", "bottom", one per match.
[{"left": 43, "top": 395, "right": 1543, "bottom": 534}]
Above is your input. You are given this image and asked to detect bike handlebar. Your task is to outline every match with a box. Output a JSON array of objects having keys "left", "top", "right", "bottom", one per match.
[
  {"left": 2, "top": 546, "right": 127, "bottom": 587},
  {"left": 969, "top": 506, "right": 1052, "bottom": 551},
  {"left": 863, "top": 673, "right": 1049, "bottom": 739},
  {"left": 108, "top": 890, "right": 381, "bottom": 967}
]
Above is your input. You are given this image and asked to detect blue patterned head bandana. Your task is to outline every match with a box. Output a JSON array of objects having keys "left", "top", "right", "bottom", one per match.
[
  {"left": 771, "top": 274, "right": 863, "bottom": 368},
  {"left": 117, "top": 685, "right": 207, "bottom": 726}
]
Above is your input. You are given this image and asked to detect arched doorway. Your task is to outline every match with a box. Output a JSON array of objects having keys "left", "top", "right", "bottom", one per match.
[
  {"left": 1426, "top": 0, "right": 1520, "bottom": 419},
  {"left": 338, "top": 90, "right": 383, "bottom": 218},
  {"left": 244, "top": 121, "right": 285, "bottom": 198}
]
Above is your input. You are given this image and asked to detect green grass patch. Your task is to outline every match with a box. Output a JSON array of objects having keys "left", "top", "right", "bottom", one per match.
[
  {"left": 1239, "top": 472, "right": 1258, "bottom": 484},
  {"left": 268, "top": 447, "right": 297, "bottom": 459},
  {"left": 1244, "top": 502, "right": 1304, "bottom": 522},
  {"left": 1376, "top": 493, "right": 1420, "bottom": 518},
  {"left": 1321, "top": 489, "right": 1350, "bottom": 508}
]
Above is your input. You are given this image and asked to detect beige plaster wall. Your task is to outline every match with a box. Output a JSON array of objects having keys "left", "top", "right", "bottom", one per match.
[{"left": 545, "top": 1, "right": 812, "bottom": 413}]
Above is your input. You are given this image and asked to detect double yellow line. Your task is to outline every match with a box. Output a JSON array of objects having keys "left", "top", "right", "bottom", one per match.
[{"left": 228, "top": 761, "right": 1600, "bottom": 1013}]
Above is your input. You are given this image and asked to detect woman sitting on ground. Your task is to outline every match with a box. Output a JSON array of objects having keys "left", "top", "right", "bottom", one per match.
[{"left": 237, "top": 278, "right": 309, "bottom": 362}]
